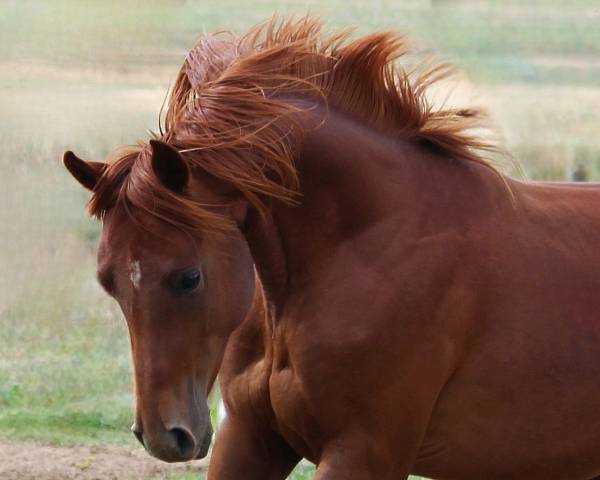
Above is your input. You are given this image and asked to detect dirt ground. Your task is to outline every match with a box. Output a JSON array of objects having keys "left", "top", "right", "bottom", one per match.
[{"left": 0, "top": 439, "right": 207, "bottom": 480}]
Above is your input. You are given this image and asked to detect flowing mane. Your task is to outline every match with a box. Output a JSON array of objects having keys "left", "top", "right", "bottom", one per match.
[{"left": 88, "top": 16, "right": 497, "bottom": 234}]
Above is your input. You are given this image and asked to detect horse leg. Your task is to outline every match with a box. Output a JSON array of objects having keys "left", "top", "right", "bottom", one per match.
[
  {"left": 207, "top": 416, "right": 300, "bottom": 480},
  {"left": 313, "top": 431, "right": 419, "bottom": 480}
]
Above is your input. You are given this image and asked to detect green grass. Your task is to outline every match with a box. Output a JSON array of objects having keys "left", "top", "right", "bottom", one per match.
[
  {"left": 154, "top": 474, "right": 206, "bottom": 480},
  {"left": 150, "top": 463, "right": 319, "bottom": 480},
  {"left": 0, "top": 262, "right": 134, "bottom": 446},
  {"left": 1, "top": 1, "right": 599, "bottom": 479}
]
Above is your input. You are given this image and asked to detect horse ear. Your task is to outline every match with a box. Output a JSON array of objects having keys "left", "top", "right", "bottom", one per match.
[
  {"left": 63, "top": 151, "right": 106, "bottom": 191},
  {"left": 149, "top": 139, "right": 189, "bottom": 193}
]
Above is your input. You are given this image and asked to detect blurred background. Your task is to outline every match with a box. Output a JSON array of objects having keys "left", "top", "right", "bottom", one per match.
[{"left": 1, "top": 1, "right": 599, "bottom": 478}]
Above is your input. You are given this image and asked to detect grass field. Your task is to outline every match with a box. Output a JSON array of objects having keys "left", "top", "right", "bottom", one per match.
[{"left": 1, "top": 1, "right": 599, "bottom": 478}]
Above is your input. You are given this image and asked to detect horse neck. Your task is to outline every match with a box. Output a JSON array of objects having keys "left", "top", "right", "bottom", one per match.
[{"left": 242, "top": 107, "right": 508, "bottom": 316}]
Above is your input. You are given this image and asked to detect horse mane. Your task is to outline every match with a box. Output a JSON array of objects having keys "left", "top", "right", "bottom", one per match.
[{"left": 88, "top": 16, "right": 497, "bottom": 234}]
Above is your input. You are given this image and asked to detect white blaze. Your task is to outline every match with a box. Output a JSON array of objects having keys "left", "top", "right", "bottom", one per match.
[{"left": 129, "top": 260, "right": 141, "bottom": 289}]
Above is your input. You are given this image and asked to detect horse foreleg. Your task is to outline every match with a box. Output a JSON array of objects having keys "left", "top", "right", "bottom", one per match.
[
  {"left": 207, "top": 416, "right": 300, "bottom": 480},
  {"left": 313, "top": 432, "right": 417, "bottom": 480}
]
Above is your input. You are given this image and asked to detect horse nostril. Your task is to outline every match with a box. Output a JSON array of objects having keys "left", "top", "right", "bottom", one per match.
[
  {"left": 169, "top": 427, "right": 196, "bottom": 458},
  {"left": 131, "top": 424, "right": 144, "bottom": 447}
]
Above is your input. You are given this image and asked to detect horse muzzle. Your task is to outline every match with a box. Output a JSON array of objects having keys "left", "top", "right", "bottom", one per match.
[{"left": 132, "top": 416, "right": 213, "bottom": 462}]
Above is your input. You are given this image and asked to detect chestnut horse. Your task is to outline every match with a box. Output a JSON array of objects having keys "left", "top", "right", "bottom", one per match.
[{"left": 64, "top": 18, "right": 600, "bottom": 480}]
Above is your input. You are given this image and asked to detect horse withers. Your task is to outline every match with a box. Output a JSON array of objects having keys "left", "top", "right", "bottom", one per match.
[{"left": 64, "top": 17, "right": 600, "bottom": 480}]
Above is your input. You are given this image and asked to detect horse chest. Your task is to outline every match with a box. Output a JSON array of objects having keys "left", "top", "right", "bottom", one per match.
[
  {"left": 223, "top": 347, "right": 320, "bottom": 461},
  {"left": 223, "top": 357, "right": 271, "bottom": 419},
  {"left": 269, "top": 365, "right": 323, "bottom": 462}
]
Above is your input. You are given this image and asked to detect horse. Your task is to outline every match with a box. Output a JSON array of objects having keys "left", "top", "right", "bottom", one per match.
[{"left": 63, "top": 17, "right": 600, "bottom": 480}]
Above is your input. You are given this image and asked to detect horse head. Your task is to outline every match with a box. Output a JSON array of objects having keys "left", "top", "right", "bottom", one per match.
[{"left": 64, "top": 141, "right": 255, "bottom": 462}]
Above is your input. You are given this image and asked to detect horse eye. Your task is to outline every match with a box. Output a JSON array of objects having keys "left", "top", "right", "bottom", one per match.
[{"left": 172, "top": 268, "right": 203, "bottom": 294}]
